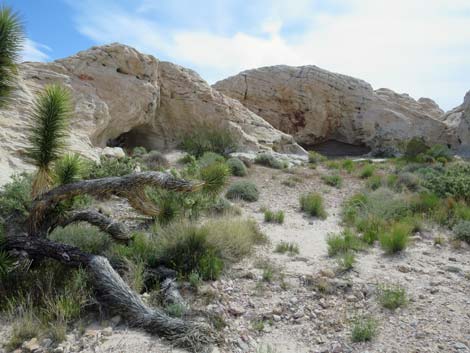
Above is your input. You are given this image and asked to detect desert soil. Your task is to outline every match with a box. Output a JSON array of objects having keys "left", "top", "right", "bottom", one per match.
[{"left": 1, "top": 164, "right": 469, "bottom": 353}]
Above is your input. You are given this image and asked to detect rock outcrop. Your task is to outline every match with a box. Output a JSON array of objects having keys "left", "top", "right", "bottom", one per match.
[
  {"left": 213, "top": 65, "right": 461, "bottom": 153},
  {"left": 440, "top": 91, "right": 470, "bottom": 156},
  {"left": 0, "top": 44, "right": 304, "bottom": 184}
]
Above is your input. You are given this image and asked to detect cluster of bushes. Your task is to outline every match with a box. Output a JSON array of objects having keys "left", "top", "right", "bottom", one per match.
[
  {"left": 180, "top": 123, "right": 238, "bottom": 157},
  {"left": 404, "top": 138, "right": 453, "bottom": 164},
  {"left": 300, "top": 192, "right": 327, "bottom": 219},
  {"left": 254, "top": 153, "right": 287, "bottom": 169}
]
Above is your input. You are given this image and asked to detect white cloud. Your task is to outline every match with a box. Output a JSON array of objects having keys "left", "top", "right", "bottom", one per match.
[
  {"left": 21, "top": 39, "right": 51, "bottom": 62},
  {"left": 70, "top": 0, "right": 470, "bottom": 110}
]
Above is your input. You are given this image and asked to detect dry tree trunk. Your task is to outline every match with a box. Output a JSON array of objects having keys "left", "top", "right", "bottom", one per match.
[
  {"left": 59, "top": 209, "right": 131, "bottom": 242},
  {"left": 4, "top": 235, "right": 214, "bottom": 351},
  {"left": 28, "top": 172, "right": 203, "bottom": 236}
]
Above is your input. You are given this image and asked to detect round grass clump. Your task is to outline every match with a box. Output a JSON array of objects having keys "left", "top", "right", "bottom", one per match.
[
  {"left": 227, "top": 157, "right": 247, "bottom": 176},
  {"left": 226, "top": 181, "right": 259, "bottom": 202}
]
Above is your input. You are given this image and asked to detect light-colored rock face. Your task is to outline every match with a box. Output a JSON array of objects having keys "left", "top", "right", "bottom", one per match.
[
  {"left": 440, "top": 91, "right": 470, "bottom": 156},
  {"left": 213, "top": 65, "right": 461, "bottom": 152},
  {"left": 0, "top": 44, "right": 304, "bottom": 184}
]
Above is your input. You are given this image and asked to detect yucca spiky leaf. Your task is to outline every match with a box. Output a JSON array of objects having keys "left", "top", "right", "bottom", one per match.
[
  {"left": 27, "top": 84, "right": 72, "bottom": 197},
  {"left": 199, "top": 162, "right": 230, "bottom": 195},
  {"left": 0, "top": 6, "right": 24, "bottom": 107},
  {"left": 54, "top": 153, "right": 83, "bottom": 185}
]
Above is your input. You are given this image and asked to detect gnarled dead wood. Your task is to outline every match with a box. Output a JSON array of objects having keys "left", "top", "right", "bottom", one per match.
[
  {"left": 28, "top": 172, "right": 203, "bottom": 236},
  {"left": 59, "top": 209, "right": 131, "bottom": 242},
  {"left": 4, "top": 235, "right": 214, "bottom": 351}
]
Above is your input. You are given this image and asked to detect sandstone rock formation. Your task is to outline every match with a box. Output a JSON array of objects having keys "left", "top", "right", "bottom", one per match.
[
  {"left": 213, "top": 65, "right": 462, "bottom": 154},
  {"left": 440, "top": 91, "right": 470, "bottom": 156},
  {"left": 0, "top": 44, "right": 304, "bottom": 184}
]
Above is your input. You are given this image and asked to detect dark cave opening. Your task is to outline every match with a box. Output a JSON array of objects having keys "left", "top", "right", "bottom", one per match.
[
  {"left": 302, "top": 140, "right": 371, "bottom": 158},
  {"left": 106, "top": 125, "right": 163, "bottom": 153}
]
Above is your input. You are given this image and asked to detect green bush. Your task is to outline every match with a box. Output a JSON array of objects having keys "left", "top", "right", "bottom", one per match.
[
  {"left": 255, "top": 153, "right": 286, "bottom": 169},
  {"left": 227, "top": 157, "right": 247, "bottom": 176},
  {"left": 377, "top": 284, "right": 407, "bottom": 310},
  {"left": 322, "top": 174, "right": 342, "bottom": 188},
  {"left": 337, "top": 251, "right": 356, "bottom": 271},
  {"left": 366, "top": 175, "right": 382, "bottom": 190},
  {"left": 85, "top": 156, "right": 137, "bottom": 179},
  {"left": 327, "top": 229, "right": 364, "bottom": 256},
  {"left": 427, "top": 144, "right": 452, "bottom": 161},
  {"left": 351, "top": 315, "right": 378, "bottom": 342},
  {"left": 142, "top": 150, "right": 169, "bottom": 170},
  {"left": 50, "top": 224, "right": 112, "bottom": 254},
  {"left": 341, "top": 159, "right": 355, "bottom": 173},
  {"left": 0, "top": 173, "right": 32, "bottom": 217},
  {"left": 379, "top": 222, "right": 411, "bottom": 254},
  {"left": 453, "top": 220, "right": 470, "bottom": 243},
  {"left": 396, "top": 172, "right": 420, "bottom": 191},
  {"left": 264, "top": 209, "right": 285, "bottom": 224},
  {"left": 199, "top": 162, "right": 230, "bottom": 195},
  {"left": 226, "top": 181, "right": 259, "bottom": 202},
  {"left": 180, "top": 123, "right": 237, "bottom": 157},
  {"left": 359, "top": 164, "right": 375, "bottom": 179},
  {"left": 326, "top": 161, "right": 340, "bottom": 169},
  {"left": 423, "top": 163, "right": 470, "bottom": 201},
  {"left": 300, "top": 193, "right": 327, "bottom": 219},
  {"left": 198, "top": 152, "right": 225, "bottom": 167},
  {"left": 53, "top": 153, "right": 83, "bottom": 185},
  {"left": 308, "top": 151, "right": 327, "bottom": 164},
  {"left": 404, "top": 137, "right": 428, "bottom": 160},
  {"left": 131, "top": 146, "right": 147, "bottom": 157}
]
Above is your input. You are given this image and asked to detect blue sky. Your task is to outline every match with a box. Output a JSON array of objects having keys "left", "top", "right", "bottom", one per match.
[{"left": 9, "top": 0, "right": 470, "bottom": 111}]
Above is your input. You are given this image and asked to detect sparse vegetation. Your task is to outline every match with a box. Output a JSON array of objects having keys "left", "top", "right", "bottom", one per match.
[
  {"left": 359, "top": 164, "right": 375, "bottom": 179},
  {"left": 377, "top": 284, "right": 407, "bottom": 310},
  {"left": 327, "top": 229, "right": 364, "bottom": 256},
  {"left": 180, "top": 123, "right": 238, "bottom": 157},
  {"left": 308, "top": 151, "right": 327, "bottom": 164},
  {"left": 336, "top": 251, "right": 356, "bottom": 271},
  {"left": 226, "top": 180, "right": 260, "bottom": 202},
  {"left": 264, "top": 209, "right": 285, "bottom": 224},
  {"left": 255, "top": 153, "right": 286, "bottom": 169},
  {"left": 322, "top": 173, "right": 342, "bottom": 188},
  {"left": 351, "top": 315, "right": 378, "bottom": 342},
  {"left": 379, "top": 222, "right": 411, "bottom": 254},
  {"left": 300, "top": 192, "right": 327, "bottom": 219},
  {"left": 274, "top": 241, "right": 299, "bottom": 255},
  {"left": 453, "top": 220, "right": 470, "bottom": 243}
]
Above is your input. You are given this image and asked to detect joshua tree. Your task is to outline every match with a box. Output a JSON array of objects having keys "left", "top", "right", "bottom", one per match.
[
  {"left": 0, "top": 5, "right": 24, "bottom": 107},
  {"left": 26, "top": 84, "right": 72, "bottom": 198}
]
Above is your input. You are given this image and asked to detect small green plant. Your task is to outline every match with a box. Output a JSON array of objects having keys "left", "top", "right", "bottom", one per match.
[
  {"left": 264, "top": 209, "right": 285, "bottom": 224},
  {"left": 255, "top": 153, "right": 286, "bottom": 169},
  {"left": 322, "top": 173, "right": 342, "bottom": 188},
  {"left": 299, "top": 192, "right": 327, "bottom": 219},
  {"left": 53, "top": 153, "right": 83, "bottom": 185},
  {"left": 379, "top": 222, "right": 411, "bottom": 254},
  {"left": 359, "top": 164, "right": 375, "bottom": 179},
  {"left": 252, "top": 319, "right": 265, "bottom": 332},
  {"left": 404, "top": 137, "right": 428, "bottom": 160},
  {"left": 199, "top": 161, "right": 230, "bottom": 195},
  {"left": 189, "top": 271, "right": 202, "bottom": 289},
  {"left": 453, "top": 220, "right": 470, "bottom": 243},
  {"left": 198, "top": 151, "right": 225, "bottom": 167},
  {"left": 226, "top": 181, "right": 260, "bottom": 202},
  {"left": 366, "top": 175, "right": 382, "bottom": 190},
  {"left": 326, "top": 160, "right": 340, "bottom": 169},
  {"left": 327, "top": 229, "right": 364, "bottom": 256},
  {"left": 433, "top": 235, "right": 445, "bottom": 245},
  {"left": 227, "top": 157, "right": 247, "bottom": 176},
  {"left": 308, "top": 151, "right": 326, "bottom": 164},
  {"left": 274, "top": 241, "right": 299, "bottom": 255},
  {"left": 142, "top": 150, "right": 169, "bottom": 170},
  {"left": 85, "top": 156, "right": 138, "bottom": 179},
  {"left": 165, "top": 303, "right": 186, "bottom": 318},
  {"left": 0, "top": 173, "right": 32, "bottom": 217},
  {"left": 5, "top": 311, "right": 41, "bottom": 351},
  {"left": 281, "top": 175, "right": 303, "bottom": 187},
  {"left": 341, "top": 159, "right": 355, "bottom": 173},
  {"left": 336, "top": 251, "right": 356, "bottom": 271},
  {"left": 351, "top": 315, "right": 378, "bottom": 342},
  {"left": 377, "top": 284, "right": 407, "bottom": 310},
  {"left": 50, "top": 224, "right": 112, "bottom": 255}
]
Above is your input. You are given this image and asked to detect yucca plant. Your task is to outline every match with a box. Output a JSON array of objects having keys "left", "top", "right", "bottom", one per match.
[
  {"left": 53, "top": 153, "right": 82, "bottom": 185},
  {"left": 0, "top": 6, "right": 24, "bottom": 107},
  {"left": 27, "top": 84, "right": 72, "bottom": 197}
]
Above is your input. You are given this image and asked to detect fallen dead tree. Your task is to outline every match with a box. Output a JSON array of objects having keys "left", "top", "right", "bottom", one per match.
[{"left": 3, "top": 172, "right": 215, "bottom": 352}]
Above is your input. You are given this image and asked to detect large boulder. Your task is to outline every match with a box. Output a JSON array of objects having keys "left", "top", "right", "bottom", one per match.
[
  {"left": 213, "top": 65, "right": 460, "bottom": 153},
  {"left": 0, "top": 44, "right": 304, "bottom": 184},
  {"left": 440, "top": 91, "right": 470, "bottom": 156}
]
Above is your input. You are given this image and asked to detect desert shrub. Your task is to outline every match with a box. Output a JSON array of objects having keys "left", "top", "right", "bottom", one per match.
[
  {"left": 341, "top": 159, "right": 355, "bottom": 173},
  {"left": 131, "top": 146, "right": 147, "bottom": 157},
  {"left": 85, "top": 156, "right": 137, "bottom": 179},
  {"left": 226, "top": 181, "right": 259, "bottom": 202},
  {"left": 5, "top": 310, "right": 42, "bottom": 351},
  {"left": 359, "top": 164, "right": 375, "bottom": 179},
  {"left": 147, "top": 189, "right": 182, "bottom": 225},
  {"left": 404, "top": 137, "right": 428, "bottom": 160},
  {"left": 355, "top": 215, "right": 386, "bottom": 244},
  {"left": 274, "top": 241, "right": 299, "bottom": 255},
  {"left": 351, "top": 315, "right": 378, "bottom": 342},
  {"left": 326, "top": 160, "right": 340, "bottom": 169},
  {"left": 300, "top": 193, "right": 327, "bottom": 219},
  {"left": 427, "top": 144, "right": 452, "bottom": 161},
  {"left": 409, "top": 192, "right": 439, "bottom": 213},
  {"left": 142, "top": 150, "right": 169, "bottom": 170},
  {"left": 50, "top": 223, "right": 112, "bottom": 254},
  {"left": 208, "top": 197, "right": 241, "bottom": 216},
  {"left": 379, "top": 222, "right": 411, "bottom": 254},
  {"left": 199, "top": 161, "right": 230, "bottom": 195},
  {"left": 281, "top": 176, "right": 302, "bottom": 187},
  {"left": 327, "top": 229, "right": 364, "bottom": 256},
  {"left": 180, "top": 123, "right": 237, "bottom": 157},
  {"left": 377, "top": 284, "right": 407, "bottom": 310},
  {"left": 423, "top": 163, "right": 470, "bottom": 201},
  {"left": 366, "top": 175, "right": 382, "bottom": 190},
  {"left": 264, "top": 209, "right": 285, "bottom": 224},
  {"left": 337, "top": 251, "right": 356, "bottom": 271},
  {"left": 396, "top": 171, "right": 420, "bottom": 191},
  {"left": 0, "top": 173, "right": 32, "bottom": 217},
  {"left": 322, "top": 174, "right": 342, "bottom": 188},
  {"left": 255, "top": 153, "right": 286, "bottom": 169},
  {"left": 453, "top": 220, "right": 470, "bottom": 243},
  {"left": 308, "top": 151, "right": 327, "bottom": 164},
  {"left": 226, "top": 157, "right": 247, "bottom": 176},
  {"left": 110, "top": 232, "right": 157, "bottom": 264},
  {"left": 198, "top": 151, "right": 225, "bottom": 167}
]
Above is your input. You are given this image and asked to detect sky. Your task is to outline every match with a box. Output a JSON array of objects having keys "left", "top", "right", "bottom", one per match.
[{"left": 9, "top": 0, "right": 470, "bottom": 111}]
